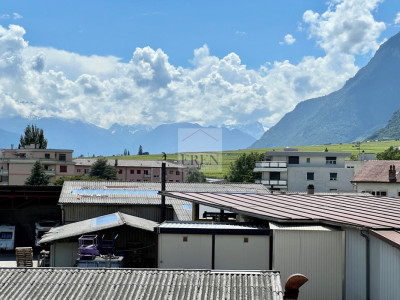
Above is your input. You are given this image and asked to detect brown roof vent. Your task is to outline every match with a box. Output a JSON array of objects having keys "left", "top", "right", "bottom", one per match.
[
  {"left": 283, "top": 274, "right": 308, "bottom": 300},
  {"left": 389, "top": 165, "right": 397, "bottom": 182}
]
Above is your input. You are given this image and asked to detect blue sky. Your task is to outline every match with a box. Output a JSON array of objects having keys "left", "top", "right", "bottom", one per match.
[{"left": 1, "top": 0, "right": 400, "bottom": 130}]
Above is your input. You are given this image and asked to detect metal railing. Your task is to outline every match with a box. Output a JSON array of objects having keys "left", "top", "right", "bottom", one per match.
[{"left": 255, "top": 161, "right": 287, "bottom": 168}]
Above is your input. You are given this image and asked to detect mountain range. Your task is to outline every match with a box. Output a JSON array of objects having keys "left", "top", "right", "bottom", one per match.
[
  {"left": 251, "top": 31, "right": 400, "bottom": 148},
  {"left": 0, "top": 116, "right": 260, "bottom": 156}
]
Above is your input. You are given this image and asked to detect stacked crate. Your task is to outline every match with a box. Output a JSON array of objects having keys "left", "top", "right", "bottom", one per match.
[{"left": 15, "top": 247, "right": 33, "bottom": 267}]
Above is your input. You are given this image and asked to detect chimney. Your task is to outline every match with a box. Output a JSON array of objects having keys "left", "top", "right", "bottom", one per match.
[
  {"left": 389, "top": 165, "right": 397, "bottom": 182},
  {"left": 115, "top": 159, "right": 118, "bottom": 166},
  {"left": 283, "top": 274, "right": 308, "bottom": 300}
]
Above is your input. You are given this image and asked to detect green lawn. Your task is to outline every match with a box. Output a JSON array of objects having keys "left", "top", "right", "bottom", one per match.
[{"left": 97, "top": 140, "right": 400, "bottom": 179}]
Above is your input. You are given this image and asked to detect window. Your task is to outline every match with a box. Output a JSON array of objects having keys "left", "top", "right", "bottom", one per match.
[
  {"left": 307, "top": 172, "right": 314, "bottom": 180},
  {"left": 176, "top": 180, "right": 180, "bottom": 182},
  {"left": 270, "top": 172, "right": 280, "bottom": 180},
  {"left": 176, "top": 171, "right": 180, "bottom": 175},
  {"left": 118, "top": 169, "right": 123, "bottom": 174},
  {"left": 137, "top": 179, "right": 141, "bottom": 182},
  {"left": 60, "top": 165, "right": 67, "bottom": 173},
  {"left": 330, "top": 173, "right": 337, "bottom": 181},
  {"left": 154, "top": 175, "right": 159, "bottom": 178},
  {"left": 77, "top": 169, "right": 81, "bottom": 173},
  {"left": 130, "top": 170, "right": 134, "bottom": 174},
  {"left": 0, "top": 232, "right": 12, "bottom": 239},
  {"left": 306, "top": 158, "right": 310, "bottom": 163},
  {"left": 326, "top": 157, "right": 337, "bottom": 165},
  {"left": 59, "top": 154, "right": 66, "bottom": 161},
  {"left": 169, "top": 170, "right": 174, "bottom": 175},
  {"left": 183, "top": 236, "right": 188, "bottom": 242},
  {"left": 84, "top": 169, "right": 90, "bottom": 174},
  {"left": 244, "top": 237, "right": 249, "bottom": 243},
  {"left": 381, "top": 191, "right": 387, "bottom": 196},
  {"left": 288, "top": 156, "right": 299, "bottom": 164},
  {"left": 137, "top": 170, "right": 141, "bottom": 174},
  {"left": 330, "top": 189, "right": 337, "bottom": 192},
  {"left": 45, "top": 153, "right": 50, "bottom": 159},
  {"left": 144, "top": 170, "right": 149, "bottom": 175}
]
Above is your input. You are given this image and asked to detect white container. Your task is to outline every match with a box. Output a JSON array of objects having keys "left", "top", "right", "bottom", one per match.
[{"left": 0, "top": 225, "right": 15, "bottom": 250}]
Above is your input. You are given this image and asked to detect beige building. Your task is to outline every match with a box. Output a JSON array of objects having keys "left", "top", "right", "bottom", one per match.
[
  {"left": 0, "top": 146, "right": 74, "bottom": 185},
  {"left": 352, "top": 160, "right": 400, "bottom": 197},
  {"left": 74, "top": 159, "right": 186, "bottom": 182}
]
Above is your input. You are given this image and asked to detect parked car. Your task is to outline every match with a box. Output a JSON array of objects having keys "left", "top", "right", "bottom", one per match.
[
  {"left": 0, "top": 225, "right": 15, "bottom": 250},
  {"left": 35, "top": 221, "right": 59, "bottom": 247}
]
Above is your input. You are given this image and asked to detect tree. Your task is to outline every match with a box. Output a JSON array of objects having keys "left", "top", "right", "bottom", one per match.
[
  {"left": 185, "top": 167, "right": 206, "bottom": 183},
  {"left": 127, "top": 150, "right": 130, "bottom": 156},
  {"left": 162, "top": 152, "right": 167, "bottom": 160},
  {"left": 138, "top": 145, "right": 143, "bottom": 155},
  {"left": 89, "top": 158, "right": 118, "bottom": 180},
  {"left": 225, "top": 152, "right": 264, "bottom": 182},
  {"left": 377, "top": 146, "right": 400, "bottom": 160},
  {"left": 124, "top": 149, "right": 128, "bottom": 156},
  {"left": 25, "top": 161, "right": 50, "bottom": 185},
  {"left": 19, "top": 124, "right": 48, "bottom": 149}
]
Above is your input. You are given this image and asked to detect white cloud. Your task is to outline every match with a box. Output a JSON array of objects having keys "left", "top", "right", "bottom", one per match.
[
  {"left": 0, "top": 1, "right": 389, "bottom": 129},
  {"left": 280, "top": 34, "right": 296, "bottom": 45},
  {"left": 395, "top": 12, "right": 400, "bottom": 25},
  {"left": 235, "top": 30, "right": 246, "bottom": 36},
  {"left": 0, "top": 14, "right": 10, "bottom": 20},
  {"left": 13, "top": 13, "right": 23, "bottom": 20}
]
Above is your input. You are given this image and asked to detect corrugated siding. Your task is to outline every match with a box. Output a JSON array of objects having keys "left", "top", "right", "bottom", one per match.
[
  {"left": 345, "top": 229, "right": 366, "bottom": 300},
  {"left": 64, "top": 205, "right": 173, "bottom": 223},
  {"left": 273, "top": 230, "right": 344, "bottom": 300},
  {"left": 0, "top": 269, "right": 283, "bottom": 300},
  {"left": 370, "top": 235, "right": 400, "bottom": 300}
]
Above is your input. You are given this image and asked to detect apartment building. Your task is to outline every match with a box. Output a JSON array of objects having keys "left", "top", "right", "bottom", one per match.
[
  {"left": 0, "top": 145, "right": 75, "bottom": 185},
  {"left": 253, "top": 148, "right": 354, "bottom": 193},
  {"left": 73, "top": 159, "right": 186, "bottom": 182}
]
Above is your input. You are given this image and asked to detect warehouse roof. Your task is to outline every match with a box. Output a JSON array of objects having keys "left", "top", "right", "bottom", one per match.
[
  {"left": 370, "top": 230, "right": 400, "bottom": 250},
  {"left": 351, "top": 160, "right": 400, "bottom": 183},
  {"left": 161, "top": 192, "right": 400, "bottom": 230},
  {"left": 73, "top": 159, "right": 186, "bottom": 168},
  {"left": 40, "top": 212, "right": 158, "bottom": 244},
  {"left": 0, "top": 268, "right": 283, "bottom": 300}
]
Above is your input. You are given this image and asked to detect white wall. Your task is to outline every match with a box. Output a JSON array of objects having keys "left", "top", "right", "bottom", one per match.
[
  {"left": 272, "top": 230, "right": 345, "bottom": 300},
  {"left": 214, "top": 235, "right": 269, "bottom": 270},
  {"left": 355, "top": 182, "right": 400, "bottom": 198},
  {"left": 158, "top": 234, "right": 212, "bottom": 269}
]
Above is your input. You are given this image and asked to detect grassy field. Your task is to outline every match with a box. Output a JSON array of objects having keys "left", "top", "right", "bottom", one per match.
[{"left": 102, "top": 140, "right": 400, "bottom": 179}]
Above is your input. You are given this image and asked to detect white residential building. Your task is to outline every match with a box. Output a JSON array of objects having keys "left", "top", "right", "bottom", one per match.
[{"left": 253, "top": 148, "right": 355, "bottom": 193}]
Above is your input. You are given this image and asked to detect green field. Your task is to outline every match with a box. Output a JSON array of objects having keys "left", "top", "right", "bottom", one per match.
[{"left": 102, "top": 140, "right": 400, "bottom": 179}]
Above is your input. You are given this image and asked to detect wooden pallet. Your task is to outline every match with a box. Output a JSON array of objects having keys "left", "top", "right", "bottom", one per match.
[{"left": 15, "top": 247, "right": 33, "bottom": 267}]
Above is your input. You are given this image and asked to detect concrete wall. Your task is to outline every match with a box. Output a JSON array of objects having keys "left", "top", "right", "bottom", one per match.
[
  {"left": 272, "top": 230, "right": 345, "bottom": 300},
  {"left": 287, "top": 167, "right": 354, "bottom": 193}
]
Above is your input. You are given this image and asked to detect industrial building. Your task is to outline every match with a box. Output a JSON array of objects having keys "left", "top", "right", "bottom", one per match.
[{"left": 162, "top": 191, "right": 400, "bottom": 300}]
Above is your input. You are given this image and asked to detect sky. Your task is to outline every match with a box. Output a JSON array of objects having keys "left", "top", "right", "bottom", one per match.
[{"left": 0, "top": 0, "right": 400, "bottom": 130}]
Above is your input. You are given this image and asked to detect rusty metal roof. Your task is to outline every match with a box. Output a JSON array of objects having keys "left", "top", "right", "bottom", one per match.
[
  {"left": 161, "top": 192, "right": 400, "bottom": 229},
  {"left": 0, "top": 268, "right": 283, "bottom": 300}
]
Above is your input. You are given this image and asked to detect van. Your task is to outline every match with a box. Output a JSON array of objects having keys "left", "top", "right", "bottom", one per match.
[{"left": 0, "top": 225, "right": 15, "bottom": 250}]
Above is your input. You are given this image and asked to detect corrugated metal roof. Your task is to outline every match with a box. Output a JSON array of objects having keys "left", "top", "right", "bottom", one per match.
[
  {"left": 159, "top": 221, "right": 268, "bottom": 230},
  {"left": 370, "top": 230, "right": 400, "bottom": 250},
  {"left": 40, "top": 212, "right": 158, "bottom": 244},
  {"left": 162, "top": 192, "right": 400, "bottom": 230},
  {"left": 351, "top": 160, "right": 400, "bottom": 183},
  {"left": 73, "top": 159, "right": 186, "bottom": 168},
  {"left": 0, "top": 268, "right": 283, "bottom": 300}
]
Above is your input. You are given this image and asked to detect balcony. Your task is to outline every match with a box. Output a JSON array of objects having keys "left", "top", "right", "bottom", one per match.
[
  {"left": 254, "top": 161, "right": 287, "bottom": 172},
  {"left": 44, "top": 169, "right": 56, "bottom": 176},
  {"left": 256, "top": 179, "right": 287, "bottom": 188},
  {"left": 143, "top": 174, "right": 151, "bottom": 178},
  {"left": 0, "top": 170, "right": 9, "bottom": 176}
]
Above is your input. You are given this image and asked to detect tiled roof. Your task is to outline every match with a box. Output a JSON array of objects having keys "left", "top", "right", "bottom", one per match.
[
  {"left": 162, "top": 192, "right": 400, "bottom": 230},
  {"left": 40, "top": 212, "right": 158, "bottom": 244},
  {"left": 351, "top": 160, "right": 400, "bottom": 183},
  {"left": 73, "top": 159, "right": 186, "bottom": 168},
  {"left": 0, "top": 268, "right": 283, "bottom": 300},
  {"left": 59, "top": 181, "right": 268, "bottom": 222}
]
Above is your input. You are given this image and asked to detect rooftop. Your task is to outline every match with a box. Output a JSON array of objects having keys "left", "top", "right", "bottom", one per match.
[
  {"left": 73, "top": 159, "right": 186, "bottom": 168},
  {"left": 351, "top": 160, "right": 400, "bottom": 183},
  {"left": 40, "top": 212, "right": 158, "bottom": 244},
  {"left": 265, "top": 151, "right": 351, "bottom": 157},
  {"left": 0, "top": 268, "right": 283, "bottom": 300},
  {"left": 161, "top": 192, "right": 400, "bottom": 230}
]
